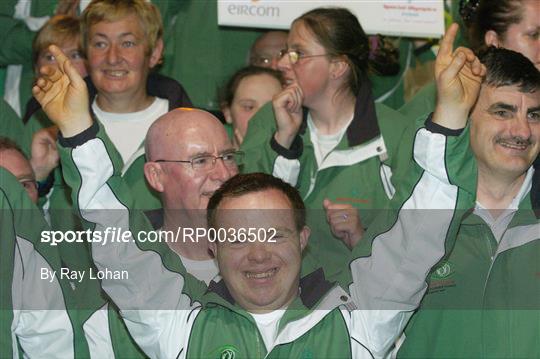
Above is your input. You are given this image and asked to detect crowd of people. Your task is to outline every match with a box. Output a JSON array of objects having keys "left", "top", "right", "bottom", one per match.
[{"left": 1, "top": 0, "right": 539, "bottom": 358}]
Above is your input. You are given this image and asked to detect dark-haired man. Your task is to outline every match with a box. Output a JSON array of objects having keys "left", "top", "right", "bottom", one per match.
[
  {"left": 395, "top": 26, "right": 540, "bottom": 357},
  {"left": 32, "top": 41, "right": 474, "bottom": 357}
]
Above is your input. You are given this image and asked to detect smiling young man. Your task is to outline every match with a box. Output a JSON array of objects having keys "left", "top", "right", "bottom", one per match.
[{"left": 31, "top": 40, "right": 470, "bottom": 357}]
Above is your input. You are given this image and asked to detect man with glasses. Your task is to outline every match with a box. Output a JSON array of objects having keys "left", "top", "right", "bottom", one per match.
[
  {"left": 0, "top": 136, "right": 41, "bottom": 204},
  {"left": 249, "top": 31, "right": 288, "bottom": 70},
  {"left": 141, "top": 108, "right": 243, "bottom": 283},
  {"left": 33, "top": 44, "right": 465, "bottom": 358}
]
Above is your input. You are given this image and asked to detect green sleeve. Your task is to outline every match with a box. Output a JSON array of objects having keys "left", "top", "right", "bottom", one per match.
[
  {"left": 240, "top": 102, "right": 281, "bottom": 175},
  {"left": 58, "top": 121, "right": 208, "bottom": 300},
  {"left": 0, "top": 98, "right": 29, "bottom": 154}
]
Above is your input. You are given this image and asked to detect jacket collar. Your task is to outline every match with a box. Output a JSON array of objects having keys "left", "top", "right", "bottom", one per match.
[
  {"left": 299, "top": 75, "right": 380, "bottom": 149},
  {"left": 22, "top": 73, "right": 192, "bottom": 123},
  {"left": 205, "top": 268, "right": 335, "bottom": 310},
  {"left": 85, "top": 72, "right": 192, "bottom": 111}
]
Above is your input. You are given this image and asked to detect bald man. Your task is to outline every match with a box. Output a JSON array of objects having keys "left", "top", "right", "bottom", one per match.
[
  {"left": 141, "top": 108, "right": 241, "bottom": 283},
  {"left": 249, "top": 31, "right": 288, "bottom": 70}
]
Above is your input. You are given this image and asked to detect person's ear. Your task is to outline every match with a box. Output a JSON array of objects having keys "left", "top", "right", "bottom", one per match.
[
  {"left": 149, "top": 38, "right": 164, "bottom": 68},
  {"left": 299, "top": 225, "right": 310, "bottom": 252},
  {"left": 143, "top": 162, "right": 165, "bottom": 192},
  {"left": 330, "top": 56, "right": 350, "bottom": 80},
  {"left": 222, "top": 105, "right": 233, "bottom": 124},
  {"left": 484, "top": 30, "right": 501, "bottom": 48}
]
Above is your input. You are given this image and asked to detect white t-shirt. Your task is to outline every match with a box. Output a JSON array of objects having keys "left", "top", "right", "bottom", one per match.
[
  {"left": 474, "top": 167, "right": 533, "bottom": 243},
  {"left": 177, "top": 254, "right": 219, "bottom": 285},
  {"left": 250, "top": 310, "right": 286, "bottom": 352},
  {"left": 308, "top": 114, "right": 352, "bottom": 167},
  {"left": 92, "top": 97, "right": 169, "bottom": 165}
]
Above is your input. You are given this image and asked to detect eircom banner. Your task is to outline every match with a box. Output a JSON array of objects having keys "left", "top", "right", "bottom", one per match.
[{"left": 218, "top": 0, "right": 444, "bottom": 38}]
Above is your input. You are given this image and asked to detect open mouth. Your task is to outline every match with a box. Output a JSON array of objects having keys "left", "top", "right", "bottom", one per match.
[
  {"left": 496, "top": 139, "right": 530, "bottom": 151},
  {"left": 245, "top": 267, "right": 278, "bottom": 279},
  {"left": 103, "top": 70, "right": 128, "bottom": 78}
]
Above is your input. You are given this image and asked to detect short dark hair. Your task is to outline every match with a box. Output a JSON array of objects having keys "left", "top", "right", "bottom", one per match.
[
  {"left": 460, "top": 0, "right": 523, "bottom": 52},
  {"left": 207, "top": 173, "right": 306, "bottom": 231},
  {"left": 219, "top": 66, "right": 284, "bottom": 108},
  {"left": 479, "top": 47, "right": 540, "bottom": 93},
  {"left": 0, "top": 137, "right": 27, "bottom": 159}
]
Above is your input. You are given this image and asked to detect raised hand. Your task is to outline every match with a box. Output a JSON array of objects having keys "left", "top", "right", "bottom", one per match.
[
  {"left": 32, "top": 45, "right": 92, "bottom": 137},
  {"left": 272, "top": 84, "right": 304, "bottom": 149},
  {"left": 30, "top": 127, "right": 59, "bottom": 181},
  {"left": 433, "top": 23, "right": 486, "bottom": 129},
  {"left": 323, "top": 199, "right": 364, "bottom": 250}
]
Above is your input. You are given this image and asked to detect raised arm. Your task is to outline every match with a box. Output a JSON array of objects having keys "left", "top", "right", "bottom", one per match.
[
  {"left": 344, "top": 25, "right": 483, "bottom": 357},
  {"left": 33, "top": 45, "right": 206, "bottom": 358},
  {"left": 432, "top": 23, "right": 486, "bottom": 129}
]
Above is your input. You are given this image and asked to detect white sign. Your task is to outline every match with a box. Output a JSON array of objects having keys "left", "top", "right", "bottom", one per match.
[{"left": 218, "top": 0, "right": 444, "bottom": 38}]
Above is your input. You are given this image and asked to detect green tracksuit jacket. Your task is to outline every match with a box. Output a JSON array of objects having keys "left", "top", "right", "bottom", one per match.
[
  {"left": 0, "top": 98, "right": 29, "bottom": 153},
  {"left": 0, "top": 168, "right": 88, "bottom": 358},
  {"left": 397, "top": 123, "right": 540, "bottom": 358},
  {"left": 0, "top": 168, "right": 147, "bottom": 358},
  {"left": 56, "top": 118, "right": 458, "bottom": 359},
  {"left": 240, "top": 101, "right": 416, "bottom": 280}
]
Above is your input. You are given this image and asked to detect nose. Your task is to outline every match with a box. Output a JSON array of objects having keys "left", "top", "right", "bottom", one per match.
[
  {"left": 270, "top": 56, "right": 281, "bottom": 70},
  {"left": 209, "top": 157, "right": 235, "bottom": 182},
  {"left": 106, "top": 43, "right": 120, "bottom": 65},
  {"left": 277, "top": 51, "right": 291, "bottom": 73},
  {"left": 247, "top": 242, "right": 272, "bottom": 263},
  {"left": 511, "top": 115, "right": 532, "bottom": 140}
]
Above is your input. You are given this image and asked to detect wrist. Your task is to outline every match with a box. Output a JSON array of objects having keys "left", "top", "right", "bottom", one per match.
[
  {"left": 432, "top": 104, "right": 469, "bottom": 130},
  {"left": 274, "top": 131, "right": 296, "bottom": 150},
  {"left": 59, "top": 114, "right": 93, "bottom": 138}
]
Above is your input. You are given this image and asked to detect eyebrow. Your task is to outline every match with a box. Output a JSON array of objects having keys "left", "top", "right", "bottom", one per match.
[
  {"left": 92, "top": 32, "right": 137, "bottom": 39},
  {"left": 487, "top": 102, "right": 517, "bottom": 113},
  {"left": 219, "top": 148, "right": 236, "bottom": 154}
]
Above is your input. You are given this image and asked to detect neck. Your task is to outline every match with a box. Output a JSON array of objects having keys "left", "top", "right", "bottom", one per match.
[
  {"left": 96, "top": 91, "right": 154, "bottom": 113},
  {"left": 163, "top": 209, "right": 213, "bottom": 261},
  {"left": 476, "top": 166, "right": 526, "bottom": 218},
  {"left": 308, "top": 90, "right": 356, "bottom": 135}
]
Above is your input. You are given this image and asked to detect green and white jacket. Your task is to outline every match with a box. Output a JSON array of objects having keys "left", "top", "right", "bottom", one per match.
[
  {"left": 56, "top": 119, "right": 457, "bottom": 358},
  {"left": 0, "top": 168, "right": 81, "bottom": 358},
  {"left": 397, "top": 121, "right": 540, "bottom": 358},
  {"left": 241, "top": 101, "right": 416, "bottom": 280}
]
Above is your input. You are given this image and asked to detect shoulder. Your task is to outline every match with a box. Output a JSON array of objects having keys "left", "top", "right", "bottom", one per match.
[{"left": 375, "top": 103, "right": 413, "bottom": 142}]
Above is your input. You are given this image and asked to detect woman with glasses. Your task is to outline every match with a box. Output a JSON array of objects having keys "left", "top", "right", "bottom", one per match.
[{"left": 241, "top": 7, "right": 414, "bottom": 279}]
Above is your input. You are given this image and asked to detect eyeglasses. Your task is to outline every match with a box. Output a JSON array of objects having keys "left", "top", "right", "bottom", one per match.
[
  {"left": 279, "top": 49, "right": 328, "bottom": 65},
  {"left": 155, "top": 151, "right": 244, "bottom": 171}
]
